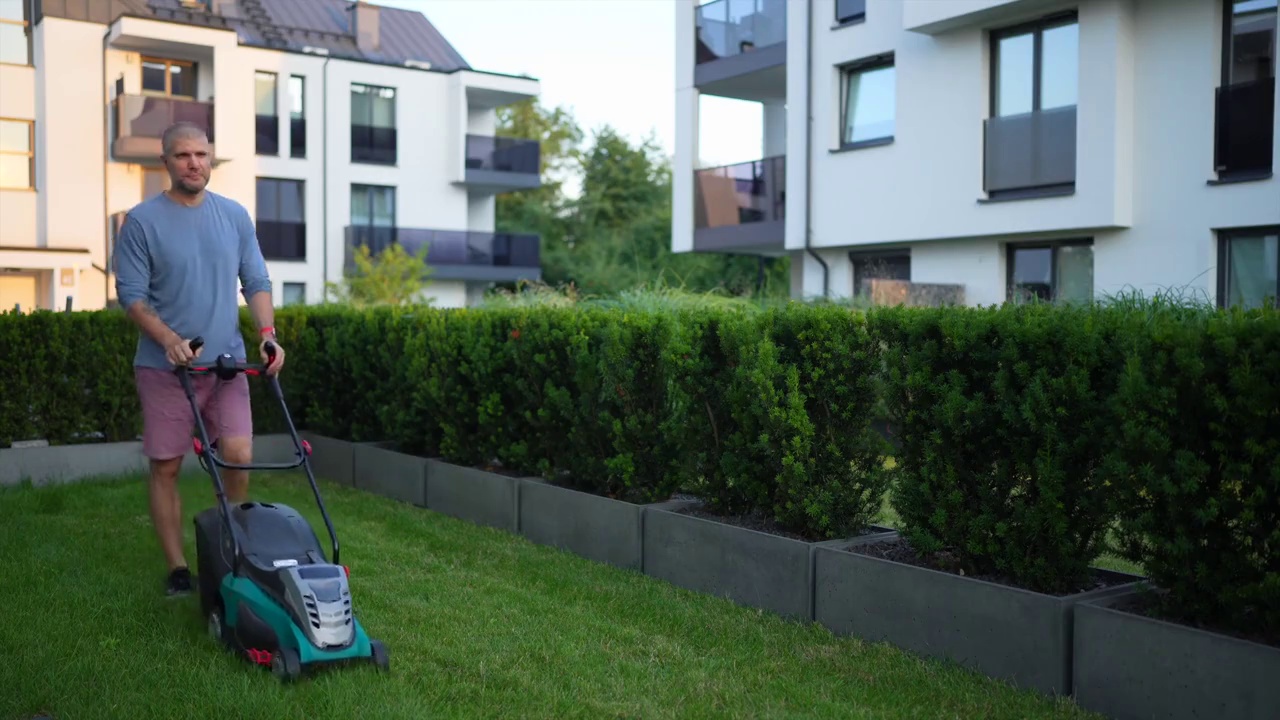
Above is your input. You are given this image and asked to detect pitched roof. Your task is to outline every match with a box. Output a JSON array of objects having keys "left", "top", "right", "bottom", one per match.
[{"left": 47, "top": 0, "right": 472, "bottom": 71}]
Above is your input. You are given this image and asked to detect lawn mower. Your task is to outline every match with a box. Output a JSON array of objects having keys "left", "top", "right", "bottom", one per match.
[{"left": 178, "top": 337, "right": 389, "bottom": 682}]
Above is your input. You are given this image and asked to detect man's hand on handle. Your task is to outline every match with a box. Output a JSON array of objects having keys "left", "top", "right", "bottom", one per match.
[
  {"left": 260, "top": 337, "right": 285, "bottom": 376},
  {"left": 165, "top": 336, "right": 202, "bottom": 366}
]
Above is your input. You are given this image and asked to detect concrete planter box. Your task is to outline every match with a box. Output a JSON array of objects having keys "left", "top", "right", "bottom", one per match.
[
  {"left": 1073, "top": 590, "right": 1280, "bottom": 720},
  {"left": 299, "top": 432, "right": 355, "bottom": 487},
  {"left": 352, "top": 442, "right": 427, "bottom": 506},
  {"left": 641, "top": 500, "right": 897, "bottom": 621},
  {"left": 425, "top": 460, "right": 521, "bottom": 532},
  {"left": 517, "top": 479, "right": 644, "bottom": 571},
  {"left": 813, "top": 536, "right": 1143, "bottom": 696}
]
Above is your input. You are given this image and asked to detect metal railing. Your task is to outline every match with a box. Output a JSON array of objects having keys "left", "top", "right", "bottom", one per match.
[
  {"left": 695, "top": 0, "right": 786, "bottom": 64},
  {"left": 693, "top": 155, "right": 785, "bottom": 229},
  {"left": 465, "top": 134, "right": 540, "bottom": 174},
  {"left": 344, "top": 226, "right": 540, "bottom": 268}
]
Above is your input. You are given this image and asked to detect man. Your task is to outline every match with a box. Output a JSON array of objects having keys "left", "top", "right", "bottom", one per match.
[{"left": 112, "top": 121, "right": 286, "bottom": 597}]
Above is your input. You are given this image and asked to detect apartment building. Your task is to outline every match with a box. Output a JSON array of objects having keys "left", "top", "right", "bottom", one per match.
[
  {"left": 674, "top": 0, "right": 1279, "bottom": 308},
  {"left": 0, "top": 0, "right": 543, "bottom": 313}
]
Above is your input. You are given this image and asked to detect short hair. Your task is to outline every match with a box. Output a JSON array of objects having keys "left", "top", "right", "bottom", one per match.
[{"left": 161, "top": 122, "right": 208, "bottom": 156}]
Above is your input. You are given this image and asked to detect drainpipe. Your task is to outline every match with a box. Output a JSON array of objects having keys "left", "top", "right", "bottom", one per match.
[
  {"left": 102, "top": 26, "right": 111, "bottom": 306},
  {"left": 321, "top": 54, "right": 330, "bottom": 303},
  {"left": 802, "top": 0, "right": 828, "bottom": 299}
]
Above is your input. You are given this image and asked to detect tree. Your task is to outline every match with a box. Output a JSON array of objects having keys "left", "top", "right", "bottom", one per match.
[{"left": 326, "top": 243, "right": 435, "bottom": 308}]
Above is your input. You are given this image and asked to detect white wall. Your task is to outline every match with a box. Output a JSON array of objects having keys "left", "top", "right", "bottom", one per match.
[{"left": 785, "top": 0, "right": 1279, "bottom": 304}]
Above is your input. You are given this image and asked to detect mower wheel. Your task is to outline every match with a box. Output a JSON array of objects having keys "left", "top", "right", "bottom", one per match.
[
  {"left": 271, "top": 647, "right": 302, "bottom": 683},
  {"left": 370, "top": 639, "right": 390, "bottom": 672}
]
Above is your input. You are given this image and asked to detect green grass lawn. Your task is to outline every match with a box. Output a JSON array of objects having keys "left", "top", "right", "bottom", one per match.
[{"left": 1, "top": 471, "right": 1104, "bottom": 720}]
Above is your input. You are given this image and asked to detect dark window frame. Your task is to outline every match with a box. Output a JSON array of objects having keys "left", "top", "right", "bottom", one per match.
[
  {"left": 1216, "top": 224, "right": 1280, "bottom": 308},
  {"left": 988, "top": 10, "right": 1079, "bottom": 119},
  {"left": 834, "top": 0, "right": 866, "bottom": 27},
  {"left": 1005, "top": 237, "right": 1094, "bottom": 304},
  {"left": 351, "top": 83, "right": 398, "bottom": 165},
  {"left": 349, "top": 183, "right": 397, "bottom": 254},
  {"left": 837, "top": 53, "right": 896, "bottom": 151},
  {"left": 255, "top": 176, "right": 306, "bottom": 261},
  {"left": 289, "top": 74, "right": 306, "bottom": 159}
]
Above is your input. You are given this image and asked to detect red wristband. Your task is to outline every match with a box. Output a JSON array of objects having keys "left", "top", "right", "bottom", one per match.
[{"left": 260, "top": 326, "right": 275, "bottom": 337}]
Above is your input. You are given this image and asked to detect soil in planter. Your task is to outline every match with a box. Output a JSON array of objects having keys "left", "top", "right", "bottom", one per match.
[
  {"left": 847, "top": 536, "right": 1136, "bottom": 597},
  {"left": 1109, "top": 589, "right": 1280, "bottom": 650},
  {"left": 671, "top": 495, "right": 889, "bottom": 544}
]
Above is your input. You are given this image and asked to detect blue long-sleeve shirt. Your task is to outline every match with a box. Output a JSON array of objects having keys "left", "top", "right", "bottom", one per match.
[{"left": 112, "top": 191, "right": 273, "bottom": 369}]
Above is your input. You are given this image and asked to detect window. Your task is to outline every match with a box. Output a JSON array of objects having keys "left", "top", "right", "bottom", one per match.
[
  {"left": 1215, "top": 0, "right": 1276, "bottom": 178},
  {"left": 1218, "top": 226, "right": 1279, "bottom": 309},
  {"left": 1007, "top": 239, "right": 1093, "bottom": 304},
  {"left": 839, "top": 55, "right": 895, "bottom": 148},
  {"left": 851, "top": 251, "right": 910, "bottom": 298},
  {"left": 289, "top": 75, "right": 306, "bottom": 159},
  {"left": 991, "top": 13, "right": 1078, "bottom": 118},
  {"left": 350, "top": 184, "right": 396, "bottom": 252},
  {"left": 0, "top": 0, "right": 31, "bottom": 66},
  {"left": 351, "top": 84, "right": 397, "bottom": 164},
  {"left": 255, "top": 71, "right": 278, "bottom": 155},
  {"left": 1225, "top": 0, "right": 1277, "bottom": 85},
  {"left": 141, "top": 57, "right": 196, "bottom": 97},
  {"left": 256, "top": 177, "right": 305, "bottom": 260},
  {"left": 0, "top": 118, "right": 33, "bottom": 189},
  {"left": 281, "top": 282, "right": 306, "bottom": 306},
  {"left": 835, "top": 0, "right": 866, "bottom": 25}
]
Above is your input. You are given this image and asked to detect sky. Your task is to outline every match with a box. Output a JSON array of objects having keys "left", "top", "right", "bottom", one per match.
[{"left": 375, "top": 0, "right": 764, "bottom": 178}]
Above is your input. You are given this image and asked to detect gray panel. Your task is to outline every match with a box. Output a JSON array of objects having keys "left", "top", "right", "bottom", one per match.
[
  {"left": 813, "top": 539, "right": 1142, "bottom": 696},
  {"left": 694, "top": 41, "right": 786, "bottom": 90},
  {"left": 425, "top": 460, "right": 517, "bottom": 532},
  {"left": 641, "top": 507, "right": 816, "bottom": 620},
  {"left": 464, "top": 168, "right": 542, "bottom": 192},
  {"left": 518, "top": 479, "right": 642, "bottom": 570},
  {"left": 427, "top": 264, "right": 541, "bottom": 283},
  {"left": 984, "top": 105, "right": 1077, "bottom": 193},
  {"left": 693, "top": 219, "right": 785, "bottom": 253},
  {"left": 1074, "top": 592, "right": 1280, "bottom": 720},
  {"left": 352, "top": 444, "right": 427, "bottom": 506}
]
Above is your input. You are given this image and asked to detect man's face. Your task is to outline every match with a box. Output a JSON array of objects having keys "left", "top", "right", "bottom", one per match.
[{"left": 163, "top": 135, "right": 212, "bottom": 194}]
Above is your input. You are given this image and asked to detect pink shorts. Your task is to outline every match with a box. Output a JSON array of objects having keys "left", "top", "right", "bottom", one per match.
[{"left": 135, "top": 366, "right": 253, "bottom": 460}]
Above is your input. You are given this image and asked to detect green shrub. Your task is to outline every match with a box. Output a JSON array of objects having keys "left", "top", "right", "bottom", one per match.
[
  {"left": 1105, "top": 302, "right": 1280, "bottom": 637},
  {"left": 868, "top": 303, "right": 1126, "bottom": 594}
]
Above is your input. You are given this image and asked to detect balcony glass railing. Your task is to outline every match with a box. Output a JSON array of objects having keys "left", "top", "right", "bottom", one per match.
[
  {"left": 1215, "top": 77, "right": 1275, "bottom": 177},
  {"left": 983, "top": 105, "right": 1077, "bottom": 195},
  {"left": 696, "top": 0, "right": 786, "bottom": 64},
  {"left": 693, "top": 155, "right": 785, "bottom": 229},
  {"left": 466, "top": 134, "right": 540, "bottom": 175},
  {"left": 113, "top": 94, "right": 215, "bottom": 142},
  {"left": 345, "top": 227, "right": 540, "bottom": 268}
]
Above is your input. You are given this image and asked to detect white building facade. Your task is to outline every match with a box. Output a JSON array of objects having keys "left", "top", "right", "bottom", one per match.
[
  {"left": 675, "top": 0, "right": 1279, "bottom": 308},
  {"left": 0, "top": 0, "right": 542, "bottom": 313}
]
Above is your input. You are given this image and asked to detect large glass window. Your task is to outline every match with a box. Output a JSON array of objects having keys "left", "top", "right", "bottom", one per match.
[
  {"left": 1226, "top": 0, "right": 1277, "bottom": 84},
  {"left": 1219, "top": 227, "right": 1279, "bottom": 309},
  {"left": 256, "top": 177, "right": 305, "bottom": 260},
  {"left": 1007, "top": 240, "right": 1093, "bottom": 304},
  {"left": 839, "top": 56, "right": 895, "bottom": 147},
  {"left": 351, "top": 84, "right": 397, "bottom": 164},
  {"left": 0, "top": 0, "right": 31, "bottom": 66},
  {"left": 350, "top": 184, "right": 396, "bottom": 253},
  {"left": 992, "top": 15, "right": 1078, "bottom": 117},
  {"left": 0, "top": 118, "right": 33, "bottom": 189},
  {"left": 289, "top": 75, "right": 306, "bottom": 158},
  {"left": 141, "top": 57, "right": 196, "bottom": 98}
]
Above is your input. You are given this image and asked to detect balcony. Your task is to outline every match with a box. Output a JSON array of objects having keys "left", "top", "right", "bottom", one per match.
[
  {"left": 693, "top": 155, "right": 785, "bottom": 253},
  {"left": 344, "top": 226, "right": 541, "bottom": 283},
  {"left": 111, "top": 94, "right": 215, "bottom": 163},
  {"left": 694, "top": 0, "right": 786, "bottom": 101},
  {"left": 1214, "top": 77, "right": 1275, "bottom": 180},
  {"left": 463, "top": 134, "right": 541, "bottom": 193},
  {"left": 352, "top": 124, "right": 396, "bottom": 165},
  {"left": 983, "top": 105, "right": 1076, "bottom": 198}
]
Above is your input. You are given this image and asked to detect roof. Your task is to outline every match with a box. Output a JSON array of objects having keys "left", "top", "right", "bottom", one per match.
[{"left": 41, "top": 0, "right": 472, "bottom": 71}]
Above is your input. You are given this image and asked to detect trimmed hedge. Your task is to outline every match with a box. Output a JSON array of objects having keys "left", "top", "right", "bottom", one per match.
[{"left": 1, "top": 299, "right": 1277, "bottom": 643}]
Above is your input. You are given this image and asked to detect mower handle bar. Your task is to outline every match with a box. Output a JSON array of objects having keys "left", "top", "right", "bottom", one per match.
[{"left": 175, "top": 335, "right": 343, "bottom": 568}]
